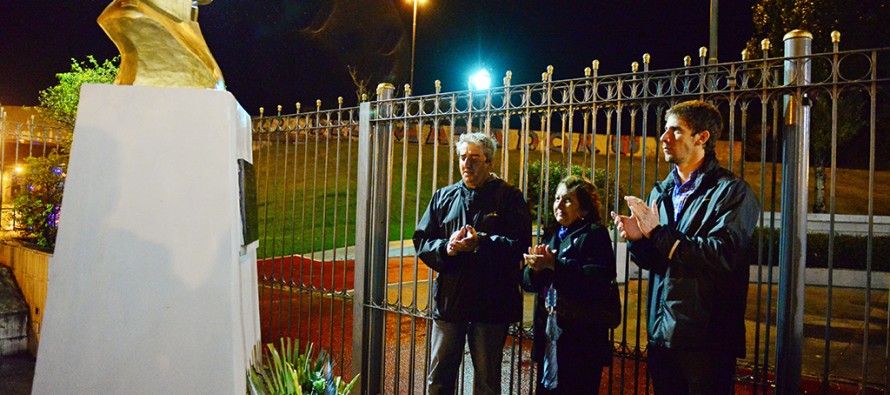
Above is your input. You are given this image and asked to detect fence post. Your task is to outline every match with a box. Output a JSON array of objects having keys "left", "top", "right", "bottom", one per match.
[
  {"left": 352, "top": 83, "right": 394, "bottom": 394},
  {"left": 776, "top": 29, "right": 812, "bottom": 395}
]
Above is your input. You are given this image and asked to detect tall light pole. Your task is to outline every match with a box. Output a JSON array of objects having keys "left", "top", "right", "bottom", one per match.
[
  {"left": 709, "top": 0, "right": 718, "bottom": 64},
  {"left": 408, "top": 0, "right": 424, "bottom": 90}
]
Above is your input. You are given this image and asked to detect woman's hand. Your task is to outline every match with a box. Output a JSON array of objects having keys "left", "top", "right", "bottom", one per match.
[{"left": 524, "top": 244, "right": 556, "bottom": 272}]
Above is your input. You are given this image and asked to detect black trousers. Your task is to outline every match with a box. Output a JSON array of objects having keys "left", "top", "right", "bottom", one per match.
[{"left": 647, "top": 345, "right": 737, "bottom": 395}]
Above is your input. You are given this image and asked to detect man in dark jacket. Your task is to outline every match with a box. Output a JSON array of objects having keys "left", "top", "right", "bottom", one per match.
[
  {"left": 612, "top": 100, "right": 760, "bottom": 394},
  {"left": 414, "top": 132, "right": 532, "bottom": 395}
]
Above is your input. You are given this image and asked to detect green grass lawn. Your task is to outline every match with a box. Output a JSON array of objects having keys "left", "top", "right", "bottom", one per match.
[{"left": 254, "top": 136, "right": 890, "bottom": 258}]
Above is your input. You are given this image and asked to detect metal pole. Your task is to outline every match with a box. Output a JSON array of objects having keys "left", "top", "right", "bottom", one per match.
[
  {"left": 410, "top": 0, "right": 418, "bottom": 90},
  {"left": 776, "top": 29, "right": 812, "bottom": 395},
  {"left": 352, "top": 83, "right": 394, "bottom": 394},
  {"left": 709, "top": 0, "right": 718, "bottom": 64}
]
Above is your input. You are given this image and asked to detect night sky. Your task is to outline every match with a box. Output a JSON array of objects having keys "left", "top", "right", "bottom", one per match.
[{"left": 0, "top": 1, "right": 753, "bottom": 115}]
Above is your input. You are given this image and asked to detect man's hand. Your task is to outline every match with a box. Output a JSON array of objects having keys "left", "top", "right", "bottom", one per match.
[
  {"left": 447, "top": 225, "right": 480, "bottom": 255},
  {"left": 624, "top": 196, "right": 660, "bottom": 238},
  {"left": 611, "top": 210, "right": 643, "bottom": 241},
  {"left": 446, "top": 227, "right": 467, "bottom": 256}
]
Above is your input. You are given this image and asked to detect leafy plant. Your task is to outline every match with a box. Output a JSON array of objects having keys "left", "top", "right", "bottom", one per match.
[
  {"left": 9, "top": 152, "right": 67, "bottom": 249},
  {"left": 8, "top": 56, "right": 119, "bottom": 251},
  {"left": 526, "top": 161, "right": 624, "bottom": 230},
  {"left": 37, "top": 55, "right": 119, "bottom": 133},
  {"left": 248, "top": 338, "right": 358, "bottom": 395},
  {"left": 751, "top": 227, "right": 890, "bottom": 272}
]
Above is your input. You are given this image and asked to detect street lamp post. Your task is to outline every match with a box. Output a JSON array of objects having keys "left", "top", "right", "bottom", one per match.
[
  {"left": 408, "top": 0, "right": 423, "bottom": 90},
  {"left": 709, "top": 0, "right": 718, "bottom": 64}
]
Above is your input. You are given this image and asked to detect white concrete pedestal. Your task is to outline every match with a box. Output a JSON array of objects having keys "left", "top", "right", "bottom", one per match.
[{"left": 32, "top": 84, "right": 260, "bottom": 395}]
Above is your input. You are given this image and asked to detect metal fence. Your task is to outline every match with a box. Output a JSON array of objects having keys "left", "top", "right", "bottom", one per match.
[{"left": 253, "top": 32, "right": 890, "bottom": 394}]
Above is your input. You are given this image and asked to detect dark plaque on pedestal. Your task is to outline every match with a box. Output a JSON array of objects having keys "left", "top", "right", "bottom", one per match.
[{"left": 238, "top": 159, "right": 258, "bottom": 246}]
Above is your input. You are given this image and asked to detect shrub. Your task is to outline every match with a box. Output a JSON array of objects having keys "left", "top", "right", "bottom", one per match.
[
  {"left": 9, "top": 56, "right": 119, "bottom": 251},
  {"left": 248, "top": 338, "right": 357, "bottom": 395},
  {"left": 8, "top": 152, "right": 67, "bottom": 249},
  {"left": 750, "top": 227, "right": 890, "bottom": 272},
  {"left": 526, "top": 161, "right": 624, "bottom": 229}
]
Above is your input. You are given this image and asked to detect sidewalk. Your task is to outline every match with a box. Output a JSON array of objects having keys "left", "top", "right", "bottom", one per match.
[{"left": 0, "top": 353, "right": 34, "bottom": 395}]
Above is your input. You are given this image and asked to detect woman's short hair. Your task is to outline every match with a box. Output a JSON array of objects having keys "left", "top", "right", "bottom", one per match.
[
  {"left": 559, "top": 175, "right": 602, "bottom": 224},
  {"left": 456, "top": 132, "right": 497, "bottom": 163}
]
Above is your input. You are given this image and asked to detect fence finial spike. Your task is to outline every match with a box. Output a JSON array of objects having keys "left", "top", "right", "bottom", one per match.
[
  {"left": 259, "top": 107, "right": 264, "bottom": 117},
  {"left": 361, "top": 94, "right": 367, "bottom": 102},
  {"left": 761, "top": 38, "right": 771, "bottom": 51},
  {"left": 405, "top": 84, "right": 412, "bottom": 96},
  {"left": 504, "top": 70, "right": 512, "bottom": 87},
  {"left": 435, "top": 80, "right": 441, "bottom": 93},
  {"left": 584, "top": 67, "right": 591, "bottom": 77},
  {"left": 683, "top": 55, "right": 692, "bottom": 67},
  {"left": 699, "top": 47, "right": 708, "bottom": 59},
  {"left": 831, "top": 30, "right": 841, "bottom": 44},
  {"left": 338, "top": 96, "right": 343, "bottom": 106},
  {"left": 316, "top": 99, "right": 321, "bottom": 109},
  {"left": 631, "top": 61, "right": 639, "bottom": 73},
  {"left": 643, "top": 53, "right": 651, "bottom": 64},
  {"left": 276, "top": 105, "right": 282, "bottom": 115},
  {"left": 741, "top": 48, "right": 749, "bottom": 61},
  {"left": 296, "top": 102, "right": 301, "bottom": 112}
]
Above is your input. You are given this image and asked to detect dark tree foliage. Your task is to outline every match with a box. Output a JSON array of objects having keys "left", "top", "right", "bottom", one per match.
[{"left": 746, "top": 1, "right": 890, "bottom": 211}]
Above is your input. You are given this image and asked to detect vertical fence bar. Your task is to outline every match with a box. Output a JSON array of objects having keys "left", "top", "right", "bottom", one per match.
[
  {"left": 775, "top": 29, "right": 812, "bottom": 395},
  {"left": 353, "top": 83, "right": 394, "bottom": 394}
]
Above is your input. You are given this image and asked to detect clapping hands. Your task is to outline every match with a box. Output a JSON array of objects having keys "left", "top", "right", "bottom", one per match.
[
  {"left": 523, "top": 244, "right": 555, "bottom": 272},
  {"left": 446, "top": 225, "right": 480, "bottom": 256},
  {"left": 611, "top": 195, "right": 660, "bottom": 241}
]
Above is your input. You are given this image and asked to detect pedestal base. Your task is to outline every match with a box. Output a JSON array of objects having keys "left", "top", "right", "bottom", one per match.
[{"left": 32, "top": 84, "right": 260, "bottom": 395}]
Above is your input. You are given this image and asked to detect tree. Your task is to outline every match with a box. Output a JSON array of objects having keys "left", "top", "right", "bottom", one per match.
[
  {"left": 37, "top": 56, "right": 119, "bottom": 133},
  {"left": 347, "top": 65, "right": 370, "bottom": 103},
  {"left": 10, "top": 56, "right": 118, "bottom": 249},
  {"left": 746, "top": 0, "right": 889, "bottom": 212}
]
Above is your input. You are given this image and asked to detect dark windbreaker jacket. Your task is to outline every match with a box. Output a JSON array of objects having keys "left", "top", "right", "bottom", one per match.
[
  {"left": 521, "top": 219, "right": 616, "bottom": 367},
  {"left": 628, "top": 153, "right": 760, "bottom": 357},
  {"left": 413, "top": 176, "right": 532, "bottom": 323}
]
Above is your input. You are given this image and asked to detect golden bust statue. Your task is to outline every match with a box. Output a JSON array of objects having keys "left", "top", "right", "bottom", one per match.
[{"left": 98, "top": 0, "right": 225, "bottom": 90}]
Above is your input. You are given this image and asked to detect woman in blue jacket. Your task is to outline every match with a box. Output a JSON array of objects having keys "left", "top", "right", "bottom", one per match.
[{"left": 522, "top": 175, "right": 617, "bottom": 394}]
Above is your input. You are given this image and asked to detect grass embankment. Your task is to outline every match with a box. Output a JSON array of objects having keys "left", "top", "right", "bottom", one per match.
[{"left": 255, "top": 136, "right": 890, "bottom": 259}]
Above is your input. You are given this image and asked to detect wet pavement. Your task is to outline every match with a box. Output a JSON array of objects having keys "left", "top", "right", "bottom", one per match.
[{"left": 4, "top": 254, "right": 886, "bottom": 394}]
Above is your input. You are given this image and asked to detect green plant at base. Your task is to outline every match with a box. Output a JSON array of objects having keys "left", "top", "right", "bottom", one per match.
[
  {"left": 527, "top": 161, "right": 624, "bottom": 230},
  {"left": 8, "top": 152, "right": 67, "bottom": 249},
  {"left": 248, "top": 338, "right": 358, "bottom": 395}
]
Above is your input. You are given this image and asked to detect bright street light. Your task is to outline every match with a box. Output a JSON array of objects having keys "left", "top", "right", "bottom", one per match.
[{"left": 470, "top": 69, "right": 491, "bottom": 90}]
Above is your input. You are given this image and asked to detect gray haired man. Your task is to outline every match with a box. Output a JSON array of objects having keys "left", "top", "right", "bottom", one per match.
[{"left": 414, "top": 132, "right": 532, "bottom": 394}]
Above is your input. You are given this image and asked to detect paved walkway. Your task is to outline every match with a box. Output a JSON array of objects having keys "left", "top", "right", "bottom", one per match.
[{"left": 0, "top": 353, "right": 34, "bottom": 395}]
